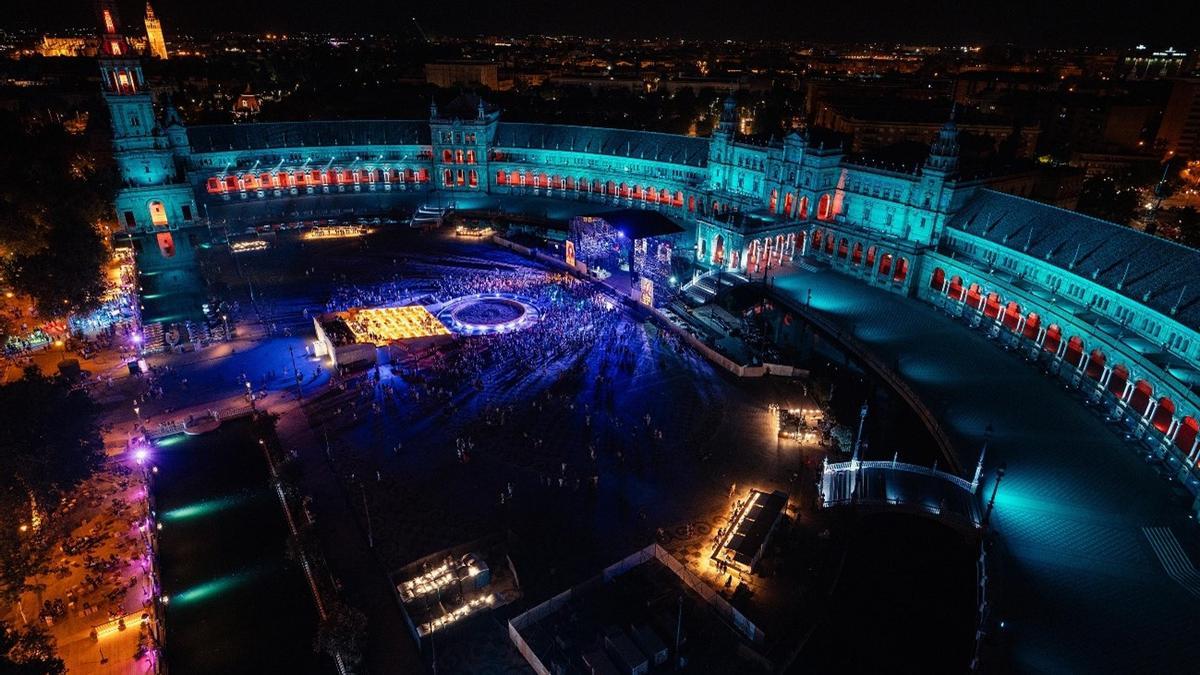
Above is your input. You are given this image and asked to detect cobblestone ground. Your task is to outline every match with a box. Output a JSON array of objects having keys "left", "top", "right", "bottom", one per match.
[{"left": 774, "top": 266, "right": 1200, "bottom": 674}]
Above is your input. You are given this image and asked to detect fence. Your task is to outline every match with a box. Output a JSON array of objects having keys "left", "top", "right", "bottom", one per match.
[{"left": 508, "top": 543, "right": 766, "bottom": 675}]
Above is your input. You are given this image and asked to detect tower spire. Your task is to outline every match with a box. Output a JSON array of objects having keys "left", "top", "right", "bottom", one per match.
[
  {"left": 925, "top": 104, "right": 960, "bottom": 176},
  {"left": 144, "top": 1, "right": 168, "bottom": 59}
]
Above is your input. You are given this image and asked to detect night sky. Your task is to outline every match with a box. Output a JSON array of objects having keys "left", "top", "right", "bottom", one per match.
[{"left": 5, "top": 0, "right": 1199, "bottom": 46}]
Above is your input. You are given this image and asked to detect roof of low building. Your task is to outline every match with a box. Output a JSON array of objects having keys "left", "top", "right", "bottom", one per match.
[{"left": 947, "top": 189, "right": 1200, "bottom": 326}]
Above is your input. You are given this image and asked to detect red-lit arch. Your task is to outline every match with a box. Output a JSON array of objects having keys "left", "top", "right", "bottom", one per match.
[
  {"left": 1152, "top": 397, "right": 1175, "bottom": 434},
  {"left": 930, "top": 267, "right": 946, "bottom": 290}
]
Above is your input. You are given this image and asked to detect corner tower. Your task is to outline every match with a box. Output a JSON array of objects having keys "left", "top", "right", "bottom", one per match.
[
  {"left": 97, "top": 0, "right": 196, "bottom": 235},
  {"left": 914, "top": 108, "right": 962, "bottom": 245}
]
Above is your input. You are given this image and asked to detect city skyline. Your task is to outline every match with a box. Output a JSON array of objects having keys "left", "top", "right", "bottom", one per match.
[{"left": 4, "top": 0, "right": 1199, "bottom": 46}]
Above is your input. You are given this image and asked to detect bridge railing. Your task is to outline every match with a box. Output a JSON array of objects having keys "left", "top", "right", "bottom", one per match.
[{"left": 766, "top": 287, "right": 963, "bottom": 475}]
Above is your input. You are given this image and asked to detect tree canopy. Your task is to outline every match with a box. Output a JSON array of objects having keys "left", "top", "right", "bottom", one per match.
[
  {"left": 0, "top": 366, "right": 105, "bottom": 599},
  {"left": 0, "top": 108, "right": 114, "bottom": 326}
]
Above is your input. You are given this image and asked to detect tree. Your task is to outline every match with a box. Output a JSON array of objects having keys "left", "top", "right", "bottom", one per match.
[
  {"left": 1076, "top": 173, "right": 1139, "bottom": 226},
  {"left": 0, "top": 621, "right": 64, "bottom": 675},
  {"left": 0, "top": 108, "right": 113, "bottom": 325},
  {"left": 314, "top": 602, "right": 368, "bottom": 671},
  {"left": 0, "top": 366, "right": 104, "bottom": 599},
  {"left": 3, "top": 215, "right": 108, "bottom": 318}
]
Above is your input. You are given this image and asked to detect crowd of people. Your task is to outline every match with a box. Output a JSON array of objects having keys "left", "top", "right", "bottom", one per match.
[{"left": 301, "top": 257, "right": 720, "bottom": 570}]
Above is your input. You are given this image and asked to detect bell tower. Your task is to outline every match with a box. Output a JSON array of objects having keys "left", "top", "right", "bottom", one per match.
[
  {"left": 144, "top": 2, "right": 168, "bottom": 60},
  {"left": 96, "top": 0, "right": 196, "bottom": 234}
]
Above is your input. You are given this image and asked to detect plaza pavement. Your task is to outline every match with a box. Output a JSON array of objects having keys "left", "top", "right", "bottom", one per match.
[{"left": 771, "top": 265, "right": 1200, "bottom": 673}]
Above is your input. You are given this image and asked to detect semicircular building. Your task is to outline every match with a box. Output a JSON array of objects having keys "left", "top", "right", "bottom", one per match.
[{"left": 97, "top": 7, "right": 1200, "bottom": 496}]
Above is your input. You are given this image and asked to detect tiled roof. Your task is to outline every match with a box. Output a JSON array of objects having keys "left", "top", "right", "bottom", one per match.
[
  {"left": 494, "top": 123, "right": 709, "bottom": 167},
  {"left": 187, "top": 120, "right": 430, "bottom": 152},
  {"left": 947, "top": 189, "right": 1200, "bottom": 326}
]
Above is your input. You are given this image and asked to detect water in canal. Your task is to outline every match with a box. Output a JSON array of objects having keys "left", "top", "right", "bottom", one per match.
[{"left": 152, "top": 419, "right": 332, "bottom": 674}]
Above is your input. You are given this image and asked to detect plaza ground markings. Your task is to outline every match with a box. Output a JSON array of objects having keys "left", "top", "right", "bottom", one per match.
[{"left": 1142, "top": 527, "right": 1200, "bottom": 599}]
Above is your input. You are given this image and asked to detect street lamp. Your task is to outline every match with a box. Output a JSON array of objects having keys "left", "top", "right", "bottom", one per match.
[
  {"left": 288, "top": 344, "right": 303, "bottom": 400},
  {"left": 245, "top": 380, "right": 256, "bottom": 411},
  {"left": 133, "top": 405, "right": 142, "bottom": 427},
  {"left": 982, "top": 462, "right": 1007, "bottom": 530}
]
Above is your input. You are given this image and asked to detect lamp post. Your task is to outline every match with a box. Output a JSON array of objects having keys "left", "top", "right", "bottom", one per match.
[
  {"left": 289, "top": 344, "right": 303, "bottom": 401},
  {"left": 133, "top": 405, "right": 142, "bottom": 428},
  {"left": 982, "top": 463, "right": 1007, "bottom": 530},
  {"left": 246, "top": 380, "right": 255, "bottom": 412}
]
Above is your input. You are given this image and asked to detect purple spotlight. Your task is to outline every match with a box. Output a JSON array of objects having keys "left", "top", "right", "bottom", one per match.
[
  {"left": 132, "top": 333, "right": 143, "bottom": 344},
  {"left": 134, "top": 447, "right": 149, "bottom": 464},
  {"left": 617, "top": 230, "right": 626, "bottom": 238}
]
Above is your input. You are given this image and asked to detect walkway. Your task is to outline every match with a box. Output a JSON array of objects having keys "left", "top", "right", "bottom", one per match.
[{"left": 771, "top": 266, "right": 1200, "bottom": 673}]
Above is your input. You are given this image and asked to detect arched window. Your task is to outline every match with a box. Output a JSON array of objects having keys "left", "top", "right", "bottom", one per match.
[
  {"left": 1085, "top": 349, "right": 1106, "bottom": 380},
  {"left": 811, "top": 230, "right": 823, "bottom": 250},
  {"left": 948, "top": 275, "right": 964, "bottom": 297},
  {"left": 838, "top": 238, "right": 849, "bottom": 258},
  {"left": 983, "top": 293, "right": 1002, "bottom": 319},
  {"left": 769, "top": 189, "right": 778, "bottom": 213},
  {"left": 783, "top": 192, "right": 795, "bottom": 216},
  {"left": 878, "top": 253, "right": 893, "bottom": 277},
  {"left": 466, "top": 150, "right": 475, "bottom": 164},
  {"left": 1022, "top": 312, "right": 1040, "bottom": 340},
  {"left": 930, "top": 267, "right": 945, "bottom": 290},
  {"left": 442, "top": 149, "right": 453, "bottom": 163},
  {"left": 892, "top": 257, "right": 909, "bottom": 282},
  {"left": 468, "top": 170, "right": 478, "bottom": 188},
  {"left": 1129, "top": 380, "right": 1153, "bottom": 413},
  {"left": 148, "top": 200, "right": 168, "bottom": 227},
  {"left": 817, "top": 194, "right": 832, "bottom": 220},
  {"left": 1043, "top": 324, "right": 1062, "bottom": 353},
  {"left": 852, "top": 242, "right": 863, "bottom": 265},
  {"left": 1002, "top": 301, "right": 1021, "bottom": 330},
  {"left": 1064, "top": 336, "right": 1085, "bottom": 367},
  {"left": 866, "top": 246, "right": 877, "bottom": 268},
  {"left": 443, "top": 169, "right": 453, "bottom": 186},
  {"left": 797, "top": 196, "right": 809, "bottom": 219},
  {"left": 1175, "top": 416, "right": 1199, "bottom": 454},
  {"left": 1104, "top": 362, "right": 1123, "bottom": 393},
  {"left": 496, "top": 171, "right": 507, "bottom": 185},
  {"left": 1153, "top": 397, "right": 1175, "bottom": 434},
  {"left": 824, "top": 235, "right": 834, "bottom": 254}
]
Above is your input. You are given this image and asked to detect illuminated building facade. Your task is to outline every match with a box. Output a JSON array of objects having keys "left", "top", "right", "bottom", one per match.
[
  {"left": 144, "top": 2, "right": 168, "bottom": 60},
  {"left": 100, "top": 10, "right": 1200, "bottom": 478}
]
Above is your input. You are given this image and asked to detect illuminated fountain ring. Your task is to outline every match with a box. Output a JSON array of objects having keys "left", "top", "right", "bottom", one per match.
[{"left": 436, "top": 293, "right": 540, "bottom": 336}]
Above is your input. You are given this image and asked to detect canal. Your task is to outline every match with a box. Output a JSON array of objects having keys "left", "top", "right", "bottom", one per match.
[{"left": 152, "top": 419, "right": 332, "bottom": 674}]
